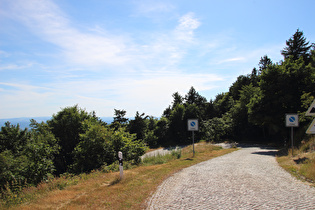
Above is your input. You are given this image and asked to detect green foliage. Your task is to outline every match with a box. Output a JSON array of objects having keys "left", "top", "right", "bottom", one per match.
[
  {"left": 281, "top": 29, "right": 314, "bottom": 62},
  {"left": 128, "top": 111, "right": 148, "bottom": 140},
  {"left": 71, "top": 121, "right": 115, "bottom": 173},
  {"left": 0, "top": 122, "right": 28, "bottom": 154},
  {"left": 0, "top": 120, "right": 59, "bottom": 191},
  {"left": 47, "top": 105, "right": 100, "bottom": 174},
  {"left": 202, "top": 116, "right": 232, "bottom": 142},
  {"left": 72, "top": 122, "right": 147, "bottom": 173},
  {"left": 111, "top": 109, "right": 128, "bottom": 130}
]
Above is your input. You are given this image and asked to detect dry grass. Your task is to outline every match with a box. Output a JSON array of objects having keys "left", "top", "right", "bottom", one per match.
[
  {"left": 277, "top": 138, "right": 315, "bottom": 187},
  {"left": 5, "top": 143, "right": 236, "bottom": 209}
]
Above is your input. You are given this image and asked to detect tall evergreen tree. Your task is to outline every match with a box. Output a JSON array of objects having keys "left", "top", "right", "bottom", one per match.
[{"left": 281, "top": 29, "right": 314, "bottom": 62}]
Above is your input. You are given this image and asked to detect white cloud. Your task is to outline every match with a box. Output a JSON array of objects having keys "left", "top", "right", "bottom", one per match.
[
  {"left": 0, "top": 70, "right": 224, "bottom": 118},
  {"left": 174, "top": 12, "right": 201, "bottom": 42},
  {"left": 0, "top": 63, "right": 34, "bottom": 71},
  {"left": 3, "top": 0, "right": 129, "bottom": 67},
  {"left": 217, "top": 57, "right": 246, "bottom": 64}
]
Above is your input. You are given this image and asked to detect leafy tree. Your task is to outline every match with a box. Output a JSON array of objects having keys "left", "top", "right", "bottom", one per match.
[
  {"left": 111, "top": 109, "right": 128, "bottom": 130},
  {"left": 202, "top": 115, "right": 232, "bottom": 142},
  {"left": 258, "top": 55, "right": 272, "bottom": 72},
  {"left": 171, "top": 92, "right": 183, "bottom": 109},
  {"left": 230, "top": 84, "right": 262, "bottom": 141},
  {"left": 154, "top": 117, "right": 169, "bottom": 147},
  {"left": 0, "top": 120, "right": 59, "bottom": 189},
  {"left": 162, "top": 106, "right": 172, "bottom": 118},
  {"left": 248, "top": 56, "right": 315, "bottom": 142},
  {"left": 185, "top": 86, "right": 207, "bottom": 106},
  {"left": 281, "top": 29, "right": 314, "bottom": 62},
  {"left": 0, "top": 122, "right": 28, "bottom": 154},
  {"left": 128, "top": 112, "right": 148, "bottom": 140},
  {"left": 213, "top": 92, "right": 234, "bottom": 118},
  {"left": 112, "top": 128, "right": 147, "bottom": 165},
  {"left": 168, "top": 104, "right": 187, "bottom": 145},
  {"left": 72, "top": 121, "right": 114, "bottom": 173},
  {"left": 143, "top": 117, "right": 159, "bottom": 148},
  {"left": 25, "top": 120, "right": 59, "bottom": 184},
  {"left": 72, "top": 120, "right": 147, "bottom": 173},
  {"left": 47, "top": 105, "right": 99, "bottom": 174},
  {"left": 229, "top": 75, "right": 252, "bottom": 101}
]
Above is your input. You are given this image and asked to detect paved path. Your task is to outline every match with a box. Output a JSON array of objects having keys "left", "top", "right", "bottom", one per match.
[{"left": 147, "top": 146, "right": 315, "bottom": 209}]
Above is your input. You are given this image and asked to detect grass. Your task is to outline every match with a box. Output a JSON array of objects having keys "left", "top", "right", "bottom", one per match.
[
  {"left": 277, "top": 137, "right": 315, "bottom": 186},
  {"left": 141, "top": 148, "right": 182, "bottom": 165},
  {"left": 1, "top": 143, "right": 236, "bottom": 209}
]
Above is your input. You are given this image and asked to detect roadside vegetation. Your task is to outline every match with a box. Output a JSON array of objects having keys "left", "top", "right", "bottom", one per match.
[
  {"left": 0, "top": 143, "right": 236, "bottom": 209},
  {"left": 277, "top": 137, "right": 315, "bottom": 186}
]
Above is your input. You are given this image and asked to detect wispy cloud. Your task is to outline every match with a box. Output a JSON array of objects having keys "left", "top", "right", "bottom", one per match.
[
  {"left": 131, "top": 0, "right": 175, "bottom": 18},
  {"left": 174, "top": 12, "right": 201, "bottom": 42},
  {"left": 3, "top": 0, "right": 129, "bottom": 67},
  {"left": 1, "top": 0, "right": 288, "bottom": 118}
]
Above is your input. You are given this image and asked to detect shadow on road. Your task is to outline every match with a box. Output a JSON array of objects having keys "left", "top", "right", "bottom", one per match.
[{"left": 251, "top": 151, "right": 277, "bottom": 156}]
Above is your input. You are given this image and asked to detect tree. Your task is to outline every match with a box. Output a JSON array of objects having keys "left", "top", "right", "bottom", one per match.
[
  {"left": 128, "top": 112, "right": 148, "bottom": 140},
  {"left": 213, "top": 92, "right": 234, "bottom": 118},
  {"left": 47, "top": 105, "right": 99, "bottom": 174},
  {"left": 72, "top": 121, "right": 114, "bottom": 173},
  {"left": 72, "top": 121, "right": 147, "bottom": 173},
  {"left": 111, "top": 109, "right": 128, "bottom": 130},
  {"left": 229, "top": 75, "right": 252, "bottom": 101},
  {"left": 113, "top": 109, "right": 128, "bottom": 125},
  {"left": 185, "top": 86, "right": 207, "bottom": 106},
  {"left": 171, "top": 92, "right": 183, "bottom": 109},
  {"left": 0, "top": 122, "right": 28, "bottom": 154},
  {"left": 154, "top": 117, "right": 169, "bottom": 147},
  {"left": 258, "top": 55, "right": 272, "bottom": 73},
  {"left": 0, "top": 120, "right": 59, "bottom": 189},
  {"left": 281, "top": 29, "right": 314, "bottom": 62},
  {"left": 168, "top": 104, "right": 187, "bottom": 145}
]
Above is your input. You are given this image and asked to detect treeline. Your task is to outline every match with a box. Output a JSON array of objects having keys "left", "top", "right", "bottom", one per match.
[
  {"left": 0, "top": 29, "right": 314, "bottom": 191},
  {"left": 0, "top": 107, "right": 147, "bottom": 190}
]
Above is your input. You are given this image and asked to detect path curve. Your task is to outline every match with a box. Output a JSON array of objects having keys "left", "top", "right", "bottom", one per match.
[{"left": 147, "top": 146, "right": 315, "bottom": 209}]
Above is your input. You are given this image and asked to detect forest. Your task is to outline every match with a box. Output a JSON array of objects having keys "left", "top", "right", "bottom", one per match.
[{"left": 1, "top": 29, "right": 314, "bottom": 192}]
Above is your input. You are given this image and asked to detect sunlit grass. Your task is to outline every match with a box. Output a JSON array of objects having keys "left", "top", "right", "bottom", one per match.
[
  {"left": 1, "top": 143, "right": 236, "bottom": 209},
  {"left": 277, "top": 138, "right": 315, "bottom": 186}
]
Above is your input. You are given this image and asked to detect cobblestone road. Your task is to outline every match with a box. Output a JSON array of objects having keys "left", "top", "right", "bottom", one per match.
[{"left": 147, "top": 146, "right": 315, "bottom": 209}]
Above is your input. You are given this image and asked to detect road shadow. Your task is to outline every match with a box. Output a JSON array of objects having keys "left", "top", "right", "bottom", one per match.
[{"left": 251, "top": 150, "right": 277, "bottom": 156}]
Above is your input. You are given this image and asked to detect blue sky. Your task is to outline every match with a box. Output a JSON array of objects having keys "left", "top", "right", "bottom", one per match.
[{"left": 1, "top": 0, "right": 314, "bottom": 118}]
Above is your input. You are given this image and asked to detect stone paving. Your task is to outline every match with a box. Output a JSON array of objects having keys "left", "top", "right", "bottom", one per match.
[{"left": 147, "top": 146, "right": 315, "bottom": 209}]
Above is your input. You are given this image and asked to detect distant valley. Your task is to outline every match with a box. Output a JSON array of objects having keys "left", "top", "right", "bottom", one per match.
[{"left": 0, "top": 117, "right": 114, "bottom": 129}]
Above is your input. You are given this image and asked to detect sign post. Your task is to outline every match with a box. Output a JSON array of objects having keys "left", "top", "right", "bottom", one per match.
[
  {"left": 118, "top": 151, "right": 123, "bottom": 179},
  {"left": 285, "top": 114, "right": 299, "bottom": 156},
  {"left": 188, "top": 119, "right": 198, "bottom": 156}
]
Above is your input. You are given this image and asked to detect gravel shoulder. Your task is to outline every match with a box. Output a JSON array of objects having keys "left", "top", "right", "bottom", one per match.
[{"left": 147, "top": 146, "right": 315, "bottom": 209}]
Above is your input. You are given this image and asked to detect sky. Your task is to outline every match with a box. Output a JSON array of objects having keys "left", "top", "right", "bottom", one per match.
[{"left": 1, "top": 0, "right": 315, "bottom": 119}]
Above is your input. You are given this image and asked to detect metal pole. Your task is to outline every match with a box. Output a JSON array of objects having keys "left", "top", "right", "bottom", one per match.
[
  {"left": 192, "top": 131, "right": 195, "bottom": 156},
  {"left": 291, "top": 127, "right": 294, "bottom": 156}
]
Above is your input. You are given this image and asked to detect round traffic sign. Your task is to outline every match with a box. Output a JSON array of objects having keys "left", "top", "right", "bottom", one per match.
[{"left": 289, "top": 116, "right": 296, "bottom": 122}]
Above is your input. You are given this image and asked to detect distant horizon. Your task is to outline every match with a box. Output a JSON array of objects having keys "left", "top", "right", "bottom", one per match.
[{"left": 0, "top": 116, "right": 116, "bottom": 129}]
